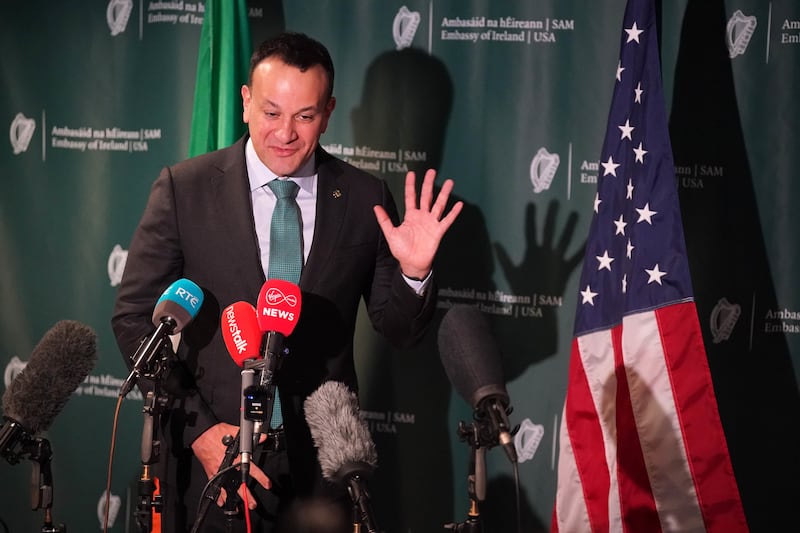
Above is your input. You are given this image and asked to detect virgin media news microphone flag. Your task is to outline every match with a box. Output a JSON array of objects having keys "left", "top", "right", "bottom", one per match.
[{"left": 552, "top": 1, "right": 747, "bottom": 532}]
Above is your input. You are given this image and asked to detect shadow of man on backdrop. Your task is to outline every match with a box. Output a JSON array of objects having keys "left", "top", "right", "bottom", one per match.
[
  {"left": 350, "top": 46, "right": 582, "bottom": 532},
  {"left": 669, "top": 1, "right": 800, "bottom": 530}
]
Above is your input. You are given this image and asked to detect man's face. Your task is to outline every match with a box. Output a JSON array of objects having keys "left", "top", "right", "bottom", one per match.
[{"left": 242, "top": 57, "right": 335, "bottom": 177}]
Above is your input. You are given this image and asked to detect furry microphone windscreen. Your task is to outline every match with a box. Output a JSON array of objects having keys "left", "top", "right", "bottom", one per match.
[
  {"left": 2, "top": 320, "right": 97, "bottom": 433},
  {"left": 304, "top": 381, "right": 377, "bottom": 481}
]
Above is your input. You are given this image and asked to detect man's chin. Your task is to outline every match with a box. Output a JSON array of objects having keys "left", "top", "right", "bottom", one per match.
[{"left": 266, "top": 162, "right": 300, "bottom": 177}]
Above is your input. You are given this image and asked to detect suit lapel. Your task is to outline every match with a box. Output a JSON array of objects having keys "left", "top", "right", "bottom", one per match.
[
  {"left": 210, "top": 137, "right": 266, "bottom": 298},
  {"left": 301, "top": 150, "right": 347, "bottom": 291}
]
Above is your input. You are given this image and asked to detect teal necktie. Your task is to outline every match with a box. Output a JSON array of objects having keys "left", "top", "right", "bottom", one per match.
[
  {"left": 266, "top": 179, "right": 302, "bottom": 429},
  {"left": 267, "top": 179, "right": 303, "bottom": 285}
]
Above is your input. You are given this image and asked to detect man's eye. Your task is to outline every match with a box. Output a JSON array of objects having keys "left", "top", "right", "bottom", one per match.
[{"left": 299, "top": 114, "right": 314, "bottom": 121}]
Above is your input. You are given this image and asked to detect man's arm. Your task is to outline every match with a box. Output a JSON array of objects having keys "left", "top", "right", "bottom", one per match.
[
  {"left": 111, "top": 167, "right": 185, "bottom": 385},
  {"left": 367, "top": 169, "right": 462, "bottom": 347}
]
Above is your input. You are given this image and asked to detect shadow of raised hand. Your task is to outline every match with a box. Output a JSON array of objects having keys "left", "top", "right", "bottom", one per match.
[{"left": 492, "top": 200, "right": 585, "bottom": 380}]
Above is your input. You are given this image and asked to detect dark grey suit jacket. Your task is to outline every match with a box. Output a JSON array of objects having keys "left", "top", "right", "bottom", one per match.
[{"left": 111, "top": 135, "right": 436, "bottom": 511}]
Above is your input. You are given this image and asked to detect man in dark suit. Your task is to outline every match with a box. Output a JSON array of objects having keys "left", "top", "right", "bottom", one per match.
[{"left": 112, "top": 32, "right": 462, "bottom": 532}]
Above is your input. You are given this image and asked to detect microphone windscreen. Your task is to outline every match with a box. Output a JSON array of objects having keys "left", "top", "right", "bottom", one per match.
[
  {"left": 221, "top": 301, "right": 262, "bottom": 366},
  {"left": 152, "top": 278, "right": 204, "bottom": 332},
  {"left": 304, "top": 381, "right": 377, "bottom": 481},
  {"left": 257, "top": 279, "right": 302, "bottom": 336},
  {"left": 1, "top": 320, "right": 97, "bottom": 433},
  {"left": 437, "top": 305, "right": 507, "bottom": 408}
]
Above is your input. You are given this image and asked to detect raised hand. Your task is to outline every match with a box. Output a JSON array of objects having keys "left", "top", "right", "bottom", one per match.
[{"left": 374, "top": 169, "right": 463, "bottom": 279}]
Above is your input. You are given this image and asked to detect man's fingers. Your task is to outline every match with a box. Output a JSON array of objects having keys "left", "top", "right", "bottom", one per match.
[
  {"left": 216, "top": 463, "right": 273, "bottom": 510},
  {"left": 373, "top": 205, "right": 394, "bottom": 236},
  {"left": 236, "top": 483, "right": 259, "bottom": 511},
  {"left": 404, "top": 171, "right": 418, "bottom": 211},
  {"left": 440, "top": 200, "right": 464, "bottom": 231},
  {"left": 249, "top": 464, "right": 273, "bottom": 491},
  {"left": 431, "top": 178, "right": 455, "bottom": 220},
  {"left": 418, "top": 169, "right": 437, "bottom": 212}
]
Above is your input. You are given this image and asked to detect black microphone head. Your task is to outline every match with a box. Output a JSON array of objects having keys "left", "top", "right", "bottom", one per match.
[
  {"left": 304, "top": 381, "right": 377, "bottom": 482},
  {"left": 437, "top": 304, "right": 508, "bottom": 408},
  {"left": 2, "top": 320, "right": 97, "bottom": 433}
]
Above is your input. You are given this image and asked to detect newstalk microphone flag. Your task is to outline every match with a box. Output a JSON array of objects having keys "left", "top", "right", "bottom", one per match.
[
  {"left": 188, "top": 0, "right": 251, "bottom": 157},
  {"left": 552, "top": 1, "right": 748, "bottom": 532}
]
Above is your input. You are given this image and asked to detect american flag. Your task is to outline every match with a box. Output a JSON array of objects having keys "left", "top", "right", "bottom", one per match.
[{"left": 552, "top": 1, "right": 748, "bottom": 531}]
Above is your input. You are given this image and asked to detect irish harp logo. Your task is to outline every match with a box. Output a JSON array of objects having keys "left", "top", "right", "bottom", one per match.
[
  {"left": 97, "top": 491, "right": 122, "bottom": 528},
  {"left": 107, "top": 244, "right": 128, "bottom": 287},
  {"left": 514, "top": 418, "right": 544, "bottom": 464},
  {"left": 393, "top": 6, "right": 420, "bottom": 50},
  {"left": 107, "top": 0, "right": 133, "bottom": 36},
  {"left": 530, "top": 147, "right": 560, "bottom": 193},
  {"left": 9, "top": 113, "right": 36, "bottom": 155},
  {"left": 726, "top": 10, "right": 757, "bottom": 58},
  {"left": 710, "top": 297, "right": 741, "bottom": 343}
]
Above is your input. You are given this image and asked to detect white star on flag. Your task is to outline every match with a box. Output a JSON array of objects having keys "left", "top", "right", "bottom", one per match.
[
  {"left": 633, "top": 141, "right": 648, "bottom": 163},
  {"left": 645, "top": 263, "right": 667, "bottom": 285},
  {"left": 625, "top": 21, "right": 643, "bottom": 43},
  {"left": 580, "top": 285, "right": 598, "bottom": 305},
  {"left": 613, "top": 214, "right": 627, "bottom": 235},
  {"left": 619, "top": 119, "right": 635, "bottom": 140},
  {"left": 596, "top": 250, "right": 615, "bottom": 271},
  {"left": 635, "top": 203, "right": 657, "bottom": 224},
  {"left": 601, "top": 156, "right": 620, "bottom": 176}
]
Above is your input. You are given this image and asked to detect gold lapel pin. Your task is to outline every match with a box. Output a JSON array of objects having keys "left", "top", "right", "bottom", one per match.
[{"left": 332, "top": 189, "right": 342, "bottom": 198}]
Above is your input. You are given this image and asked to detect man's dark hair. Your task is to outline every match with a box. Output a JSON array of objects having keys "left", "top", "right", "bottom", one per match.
[{"left": 249, "top": 32, "right": 335, "bottom": 99}]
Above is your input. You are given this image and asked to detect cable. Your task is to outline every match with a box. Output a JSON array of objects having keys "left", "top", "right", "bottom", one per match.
[
  {"left": 513, "top": 460, "right": 521, "bottom": 533},
  {"left": 242, "top": 483, "right": 252, "bottom": 533},
  {"left": 103, "top": 394, "right": 124, "bottom": 533}
]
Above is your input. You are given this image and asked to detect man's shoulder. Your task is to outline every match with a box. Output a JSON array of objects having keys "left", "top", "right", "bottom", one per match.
[{"left": 166, "top": 138, "right": 246, "bottom": 183}]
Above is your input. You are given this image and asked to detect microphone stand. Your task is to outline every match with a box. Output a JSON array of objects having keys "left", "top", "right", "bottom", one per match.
[
  {"left": 136, "top": 389, "right": 165, "bottom": 533},
  {"left": 444, "top": 421, "right": 486, "bottom": 533},
  {"left": 133, "top": 339, "right": 172, "bottom": 532},
  {"left": 189, "top": 333, "right": 287, "bottom": 532},
  {"left": 6, "top": 433, "right": 66, "bottom": 532},
  {"left": 189, "top": 431, "right": 242, "bottom": 533},
  {"left": 445, "top": 400, "right": 518, "bottom": 532}
]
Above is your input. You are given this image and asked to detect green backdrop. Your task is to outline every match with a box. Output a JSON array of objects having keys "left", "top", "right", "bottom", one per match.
[{"left": 2, "top": 1, "right": 798, "bottom": 531}]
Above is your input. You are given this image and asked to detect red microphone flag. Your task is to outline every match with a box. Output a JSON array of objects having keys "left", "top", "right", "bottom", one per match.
[
  {"left": 257, "top": 279, "right": 302, "bottom": 336},
  {"left": 221, "top": 301, "right": 262, "bottom": 366}
]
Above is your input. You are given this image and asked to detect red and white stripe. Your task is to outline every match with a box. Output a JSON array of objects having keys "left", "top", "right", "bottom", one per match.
[{"left": 553, "top": 302, "right": 747, "bottom": 533}]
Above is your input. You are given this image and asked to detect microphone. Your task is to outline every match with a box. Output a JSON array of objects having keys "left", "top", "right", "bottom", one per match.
[
  {"left": 304, "top": 381, "right": 379, "bottom": 533},
  {"left": 256, "top": 278, "right": 302, "bottom": 338},
  {"left": 220, "top": 301, "right": 263, "bottom": 480},
  {"left": 255, "top": 279, "right": 302, "bottom": 420},
  {"left": 1, "top": 320, "right": 97, "bottom": 463},
  {"left": 119, "top": 278, "right": 204, "bottom": 398},
  {"left": 221, "top": 301, "right": 263, "bottom": 365},
  {"left": 437, "top": 304, "right": 518, "bottom": 463}
]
